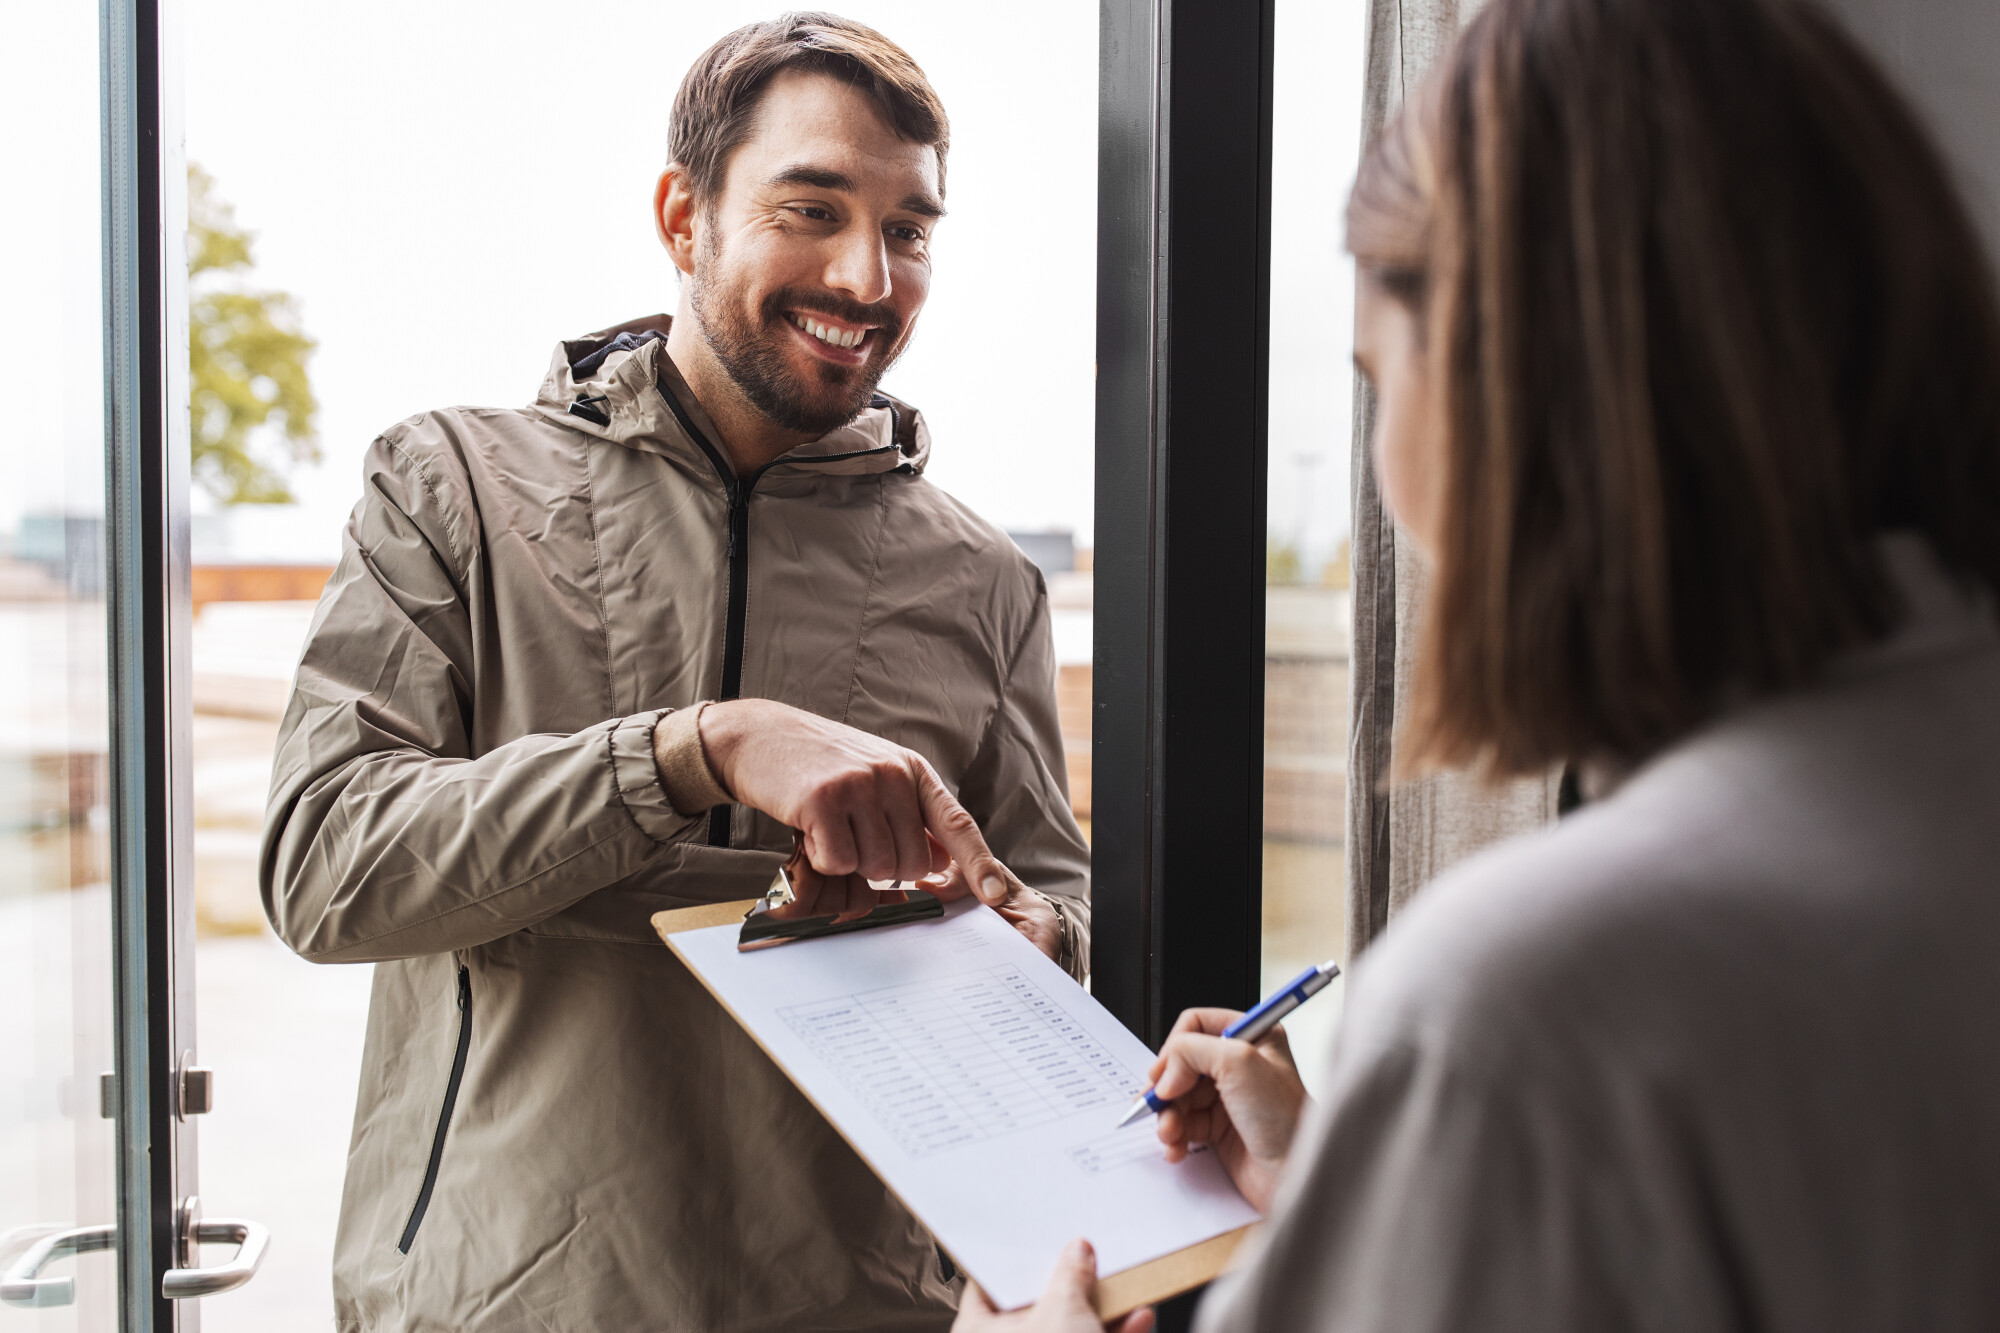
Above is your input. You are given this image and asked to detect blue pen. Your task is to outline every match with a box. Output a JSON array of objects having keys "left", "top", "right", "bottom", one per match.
[{"left": 1114, "top": 959, "right": 1342, "bottom": 1128}]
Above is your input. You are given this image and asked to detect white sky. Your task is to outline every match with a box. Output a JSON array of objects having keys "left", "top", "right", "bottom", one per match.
[
  {"left": 3, "top": 4, "right": 112, "bottom": 539},
  {"left": 5, "top": 0, "right": 1364, "bottom": 571}
]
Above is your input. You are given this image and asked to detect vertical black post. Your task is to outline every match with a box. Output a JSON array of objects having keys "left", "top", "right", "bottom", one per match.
[
  {"left": 104, "top": 0, "right": 193, "bottom": 1324},
  {"left": 1095, "top": 0, "right": 1276, "bottom": 1049}
]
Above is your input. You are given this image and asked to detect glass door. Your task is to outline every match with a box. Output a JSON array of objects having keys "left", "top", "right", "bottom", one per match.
[
  {"left": 1259, "top": 0, "right": 1369, "bottom": 1094},
  {"left": 5, "top": 1, "right": 266, "bottom": 1327},
  {"left": 0, "top": 2, "right": 125, "bottom": 1325}
]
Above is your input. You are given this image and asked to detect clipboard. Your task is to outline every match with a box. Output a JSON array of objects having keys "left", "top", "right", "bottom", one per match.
[{"left": 652, "top": 896, "right": 1257, "bottom": 1318}]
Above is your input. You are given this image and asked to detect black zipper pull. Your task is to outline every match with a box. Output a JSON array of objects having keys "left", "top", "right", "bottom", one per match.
[{"left": 568, "top": 393, "right": 611, "bottom": 427}]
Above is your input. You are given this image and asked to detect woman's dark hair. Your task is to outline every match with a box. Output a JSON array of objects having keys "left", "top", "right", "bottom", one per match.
[{"left": 1349, "top": 0, "right": 2000, "bottom": 776}]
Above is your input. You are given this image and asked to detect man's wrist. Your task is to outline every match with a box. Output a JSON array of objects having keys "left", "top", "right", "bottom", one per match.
[
  {"left": 1031, "top": 889, "right": 1075, "bottom": 975},
  {"left": 652, "top": 702, "right": 732, "bottom": 816},
  {"left": 691, "top": 696, "right": 775, "bottom": 793}
]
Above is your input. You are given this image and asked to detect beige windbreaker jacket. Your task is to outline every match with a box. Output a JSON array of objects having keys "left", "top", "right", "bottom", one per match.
[{"left": 261, "top": 315, "right": 1092, "bottom": 1333}]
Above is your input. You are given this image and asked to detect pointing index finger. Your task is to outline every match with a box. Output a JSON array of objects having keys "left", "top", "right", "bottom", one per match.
[{"left": 912, "top": 761, "right": 1006, "bottom": 905}]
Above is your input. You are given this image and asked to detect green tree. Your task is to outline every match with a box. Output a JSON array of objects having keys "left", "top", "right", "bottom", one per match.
[{"left": 188, "top": 164, "right": 319, "bottom": 504}]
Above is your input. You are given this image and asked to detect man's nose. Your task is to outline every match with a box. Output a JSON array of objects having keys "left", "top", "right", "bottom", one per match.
[{"left": 823, "top": 224, "right": 891, "bottom": 306}]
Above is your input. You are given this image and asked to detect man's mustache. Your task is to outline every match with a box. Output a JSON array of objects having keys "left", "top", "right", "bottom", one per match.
[{"left": 762, "top": 288, "right": 904, "bottom": 347}]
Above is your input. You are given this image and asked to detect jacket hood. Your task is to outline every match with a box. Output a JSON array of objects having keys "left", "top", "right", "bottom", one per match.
[{"left": 530, "top": 313, "right": 931, "bottom": 477}]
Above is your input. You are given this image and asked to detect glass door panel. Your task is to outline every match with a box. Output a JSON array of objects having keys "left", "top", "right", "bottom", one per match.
[
  {"left": 0, "top": 2, "right": 120, "bottom": 1326},
  {"left": 1261, "top": 0, "right": 1369, "bottom": 1092}
]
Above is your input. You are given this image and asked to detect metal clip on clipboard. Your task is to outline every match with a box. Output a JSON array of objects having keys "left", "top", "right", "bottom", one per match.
[{"left": 736, "top": 860, "right": 945, "bottom": 952}]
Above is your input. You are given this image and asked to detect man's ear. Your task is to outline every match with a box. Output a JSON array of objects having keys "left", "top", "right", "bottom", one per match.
[{"left": 655, "top": 165, "right": 700, "bottom": 278}]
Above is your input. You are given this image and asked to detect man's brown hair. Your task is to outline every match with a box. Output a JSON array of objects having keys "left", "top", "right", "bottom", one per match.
[
  {"left": 670, "top": 12, "right": 949, "bottom": 202},
  {"left": 1350, "top": 0, "right": 2000, "bottom": 778}
]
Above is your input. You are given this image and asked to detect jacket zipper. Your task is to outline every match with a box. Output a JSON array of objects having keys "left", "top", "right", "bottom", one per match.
[
  {"left": 654, "top": 386, "right": 904, "bottom": 849},
  {"left": 398, "top": 962, "right": 471, "bottom": 1254},
  {"left": 658, "top": 388, "right": 763, "bottom": 848}
]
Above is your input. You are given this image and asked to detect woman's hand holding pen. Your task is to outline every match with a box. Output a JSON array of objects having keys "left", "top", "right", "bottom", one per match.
[
  {"left": 955, "top": 1004, "right": 1314, "bottom": 1329},
  {"left": 1149, "top": 1009, "right": 1310, "bottom": 1214}
]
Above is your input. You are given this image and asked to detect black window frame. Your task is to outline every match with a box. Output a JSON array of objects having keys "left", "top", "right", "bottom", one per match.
[{"left": 1095, "top": 0, "right": 1277, "bottom": 1049}]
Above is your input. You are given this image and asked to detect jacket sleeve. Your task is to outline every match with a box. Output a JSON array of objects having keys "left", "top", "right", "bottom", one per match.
[
  {"left": 260, "top": 435, "right": 701, "bottom": 964},
  {"left": 955, "top": 585, "right": 1094, "bottom": 982}
]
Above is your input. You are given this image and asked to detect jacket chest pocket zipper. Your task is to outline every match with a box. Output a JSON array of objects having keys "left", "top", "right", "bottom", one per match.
[{"left": 398, "top": 963, "right": 471, "bottom": 1254}]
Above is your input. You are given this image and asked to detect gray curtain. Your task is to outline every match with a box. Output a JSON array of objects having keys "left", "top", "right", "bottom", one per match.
[{"left": 1344, "top": 0, "right": 1563, "bottom": 960}]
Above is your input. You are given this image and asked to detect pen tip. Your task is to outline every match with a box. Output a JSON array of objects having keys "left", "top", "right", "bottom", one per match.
[{"left": 1115, "top": 1097, "right": 1151, "bottom": 1129}]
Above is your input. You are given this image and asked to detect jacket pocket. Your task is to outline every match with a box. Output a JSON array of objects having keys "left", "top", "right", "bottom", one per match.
[{"left": 397, "top": 962, "right": 471, "bottom": 1254}]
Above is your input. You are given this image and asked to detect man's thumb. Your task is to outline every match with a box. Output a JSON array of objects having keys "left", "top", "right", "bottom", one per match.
[{"left": 1041, "top": 1238, "right": 1099, "bottom": 1313}]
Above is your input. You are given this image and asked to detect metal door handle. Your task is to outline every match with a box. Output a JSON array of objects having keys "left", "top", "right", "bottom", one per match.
[
  {"left": 1, "top": 1223, "right": 117, "bottom": 1308},
  {"left": 161, "top": 1217, "right": 269, "bottom": 1299}
]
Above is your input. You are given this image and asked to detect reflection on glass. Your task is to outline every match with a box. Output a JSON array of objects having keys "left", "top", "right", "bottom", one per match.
[
  {"left": 1262, "top": 0, "right": 1369, "bottom": 1093},
  {"left": 0, "top": 3, "right": 120, "bottom": 1326}
]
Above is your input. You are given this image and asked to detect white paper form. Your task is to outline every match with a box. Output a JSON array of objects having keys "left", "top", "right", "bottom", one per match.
[{"left": 666, "top": 896, "right": 1261, "bottom": 1309}]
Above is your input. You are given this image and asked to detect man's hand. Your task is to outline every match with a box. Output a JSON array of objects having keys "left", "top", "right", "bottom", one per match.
[
  {"left": 1148, "top": 1009, "right": 1309, "bottom": 1214},
  {"left": 698, "top": 699, "right": 1012, "bottom": 903},
  {"left": 951, "top": 1240, "right": 1154, "bottom": 1333},
  {"left": 919, "top": 857, "right": 1064, "bottom": 964}
]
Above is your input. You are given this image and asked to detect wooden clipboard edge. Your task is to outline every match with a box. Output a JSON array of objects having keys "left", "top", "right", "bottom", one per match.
[
  {"left": 1093, "top": 1222, "right": 1254, "bottom": 1319},
  {"left": 649, "top": 906, "right": 1256, "bottom": 1319},
  {"left": 652, "top": 899, "right": 760, "bottom": 933}
]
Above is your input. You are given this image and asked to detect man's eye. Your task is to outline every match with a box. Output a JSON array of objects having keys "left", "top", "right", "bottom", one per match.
[
  {"left": 890, "top": 226, "right": 925, "bottom": 244},
  {"left": 797, "top": 205, "right": 835, "bottom": 222}
]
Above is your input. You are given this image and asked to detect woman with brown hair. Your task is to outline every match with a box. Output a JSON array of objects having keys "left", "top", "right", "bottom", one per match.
[{"left": 958, "top": 0, "right": 2000, "bottom": 1327}]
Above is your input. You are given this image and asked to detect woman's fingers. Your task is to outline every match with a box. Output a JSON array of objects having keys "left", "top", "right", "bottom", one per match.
[
  {"left": 1157, "top": 1105, "right": 1190, "bottom": 1162},
  {"left": 1039, "top": 1238, "right": 1101, "bottom": 1314},
  {"left": 1260, "top": 1022, "right": 1298, "bottom": 1070},
  {"left": 1146, "top": 1010, "right": 1311, "bottom": 1212},
  {"left": 1174, "top": 1007, "right": 1248, "bottom": 1039},
  {"left": 949, "top": 1241, "right": 1142, "bottom": 1332},
  {"left": 1152, "top": 1031, "right": 1239, "bottom": 1101},
  {"left": 1149, "top": 1009, "right": 1247, "bottom": 1083},
  {"left": 1157, "top": 1097, "right": 1227, "bottom": 1158}
]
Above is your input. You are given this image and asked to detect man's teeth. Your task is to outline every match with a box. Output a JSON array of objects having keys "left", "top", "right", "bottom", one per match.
[{"left": 791, "top": 314, "right": 865, "bottom": 350}]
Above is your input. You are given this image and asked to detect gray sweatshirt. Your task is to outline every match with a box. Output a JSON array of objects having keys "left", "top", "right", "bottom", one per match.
[{"left": 1198, "top": 534, "right": 2000, "bottom": 1333}]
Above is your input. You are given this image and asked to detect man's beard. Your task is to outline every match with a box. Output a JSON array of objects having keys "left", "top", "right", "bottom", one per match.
[{"left": 689, "top": 244, "right": 909, "bottom": 437}]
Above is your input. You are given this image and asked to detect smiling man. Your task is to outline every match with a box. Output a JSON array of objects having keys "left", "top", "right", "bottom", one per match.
[{"left": 261, "top": 14, "right": 1091, "bottom": 1332}]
